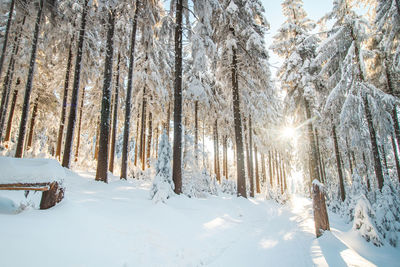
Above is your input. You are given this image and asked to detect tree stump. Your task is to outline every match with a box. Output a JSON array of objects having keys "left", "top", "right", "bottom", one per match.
[
  {"left": 40, "top": 181, "right": 64, "bottom": 210},
  {"left": 312, "top": 180, "right": 330, "bottom": 238}
]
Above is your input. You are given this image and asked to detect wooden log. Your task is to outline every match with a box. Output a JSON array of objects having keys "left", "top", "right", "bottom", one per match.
[
  {"left": 0, "top": 186, "right": 49, "bottom": 191},
  {"left": 40, "top": 181, "right": 64, "bottom": 210}
]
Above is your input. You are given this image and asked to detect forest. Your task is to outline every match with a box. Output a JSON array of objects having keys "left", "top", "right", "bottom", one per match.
[{"left": 0, "top": 0, "right": 400, "bottom": 266}]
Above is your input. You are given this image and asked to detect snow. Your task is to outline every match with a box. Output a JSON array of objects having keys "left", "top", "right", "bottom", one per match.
[
  {"left": 0, "top": 156, "right": 65, "bottom": 184},
  {"left": 1, "top": 166, "right": 399, "bottom": 266}
]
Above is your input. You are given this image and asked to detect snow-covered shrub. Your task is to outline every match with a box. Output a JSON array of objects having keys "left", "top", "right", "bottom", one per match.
[
  {"left": 373, "top": 181, "right": 400, "bottom": 247},
  {"left": 182, "top": 133, "right": 218, "bottom": 198},
  {"left": 219, "top": 178, "right": 236, "bottom": 195},
  {"left": 353, "top": 195, "right": 383, "bottom": 247},
  {"left": 149, "top": 131, "right": 174, "bottom": 203}
]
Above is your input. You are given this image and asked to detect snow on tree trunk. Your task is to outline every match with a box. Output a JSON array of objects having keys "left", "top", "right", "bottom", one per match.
[{"left": 312, "top": 180, "right": 330, "bottom": 238}]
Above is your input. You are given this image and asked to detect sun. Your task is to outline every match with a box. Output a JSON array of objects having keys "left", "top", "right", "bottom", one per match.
[{"left": 281, "top": 126, "right": 297, "bottom": 140}]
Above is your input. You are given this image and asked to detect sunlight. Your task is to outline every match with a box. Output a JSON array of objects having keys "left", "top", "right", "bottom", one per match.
[{"left": 281, "top": 126, "right": 297, "bottom": 140}]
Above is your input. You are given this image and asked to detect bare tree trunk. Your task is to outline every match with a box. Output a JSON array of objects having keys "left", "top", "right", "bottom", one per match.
[
  {"left": 363, "top": 94, "right": 384, "bottom": 190},
  {"left": 268, "top": 150, "right": 273, "bottom": 187},
  {"left": 274, "top": 150, "right": 280, "bottom": 188},
  {"left": 0, "top": 16, "right": 25, "bottom": 141},
  {"left": 261, "top": 153, "right": 266, "bottom": 186},
  {"left": 109, "top": 53, "right": 120, "bottom": 173},
  {"left": 74, "top": 86, "right": 85, "bottom": 162},
  {"left": 172, "top": 0, "right": 183, "bottom": 194},
  {"left": 194, "top": 100, "right": 198, "bottom": 164},
  {"left": 121, "top": 0, "right": 140, "bottom": 179},
  {"left": 56, "top": 37, "right": 74, "bottom": 161},
  {"left": 223, "top": 135, "right": 228, "bottom": 179},
  {"left": 62, "top": 0, "right": 88, "bottom": 166},
  {"left": 283, "top": 161, "right": 287, "bottom": 191},
  {"left": 229, "top": 27, "right": 246, "bottom": 197},
  {"left": 391, "top": 134, "right": 400, "bottom": 184},
  {"left": 248, "top": 115, "right": 254, "bottom": 197},
  {"left": 0, "top": 0, "right": 15, "bottom": 78},
  {"left": 15, "top": 0, "right": 45, "bottom": 158},
  {"left": 146, "top": 109, "right": 153, "bottom": 168},
  {"left": 94, "top": 118, "right": 100, "bottom": 160},
  {"left": 345, "top": 137, "right": 353, "bottom": 175},
  {"left": 213, "top": 119, "right": 220, "bottom": 182},
  {"left": 139, "top": 88, "right": 147, "bottom": 171},
  {"left": 4, "top": 81, "right": 19, "bottom": 144},
  {"left": 332, "top": 123, "right": 345, "bottom": 201},
  {"left": 26, "top": 97, "right": 39, "bottom": 150},
  {"left": 95, "top": 9, "right": 115, "bottom": 183},
  {"left": 166, "top": 102, "right": 170, "bottom": 138},
  {"left": 305, "top": 99, "right": 330, "bottom": 237},
  {"left": 134, "top": 113, "right": 140, "bottom": 167},
  {"left": 255, "top": 146, "right": 260, "bottom": 194}
]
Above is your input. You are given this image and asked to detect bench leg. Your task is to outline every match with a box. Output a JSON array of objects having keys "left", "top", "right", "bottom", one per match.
[{"left": 39, "top": 182, "right": 64, "bottom": 210}]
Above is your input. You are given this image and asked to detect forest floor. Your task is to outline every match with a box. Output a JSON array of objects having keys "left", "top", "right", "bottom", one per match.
[{"left": 1, "top": 168, "right": 400, "bottom": 267}]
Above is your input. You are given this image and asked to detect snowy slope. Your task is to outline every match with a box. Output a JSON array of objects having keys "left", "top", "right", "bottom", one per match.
[{"left": 0, "top": 169, "right": 399, "bottom": 267}]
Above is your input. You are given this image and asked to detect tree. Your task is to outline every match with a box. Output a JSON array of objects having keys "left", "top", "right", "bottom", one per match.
[
  {"left": 95, "top": 6, "right": 116, "bottom": 183},
  {"left": 15, "top": 0, "right": 45, "bottom": 158},
  {"left": 120, "top": 0, "right": 140, "bottom": 179},
  {"left": 150, "top": 131, "right": 175, "bottom": 203},
  {"left": 62, "top": 0, "right": 89, "bottom": 167},
  {"left": 172, "top": 0, "right": 183, "bottom": 194}
]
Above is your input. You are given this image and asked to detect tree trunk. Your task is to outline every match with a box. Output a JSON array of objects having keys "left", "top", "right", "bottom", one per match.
[
  {"left": 194, "top": 100, "right": 198, "bottom": 164},
  {"left": 223, "top": 135, "right": 228, "bottom": 179},
  {"left": 0, "top": 16, "right": 25, "bottom": 141},
  {"left": 4, "top": 81, "right": 19, "bottom": 144},
  {"left": 312, "top": 182, "right": 330, "bottom": 237},
  {"left": 305, "top": 99, "right": 330, "bottom": 236},
  {"left": 363, "top": 94, "right": 384, "bottom": 190},
  {"left": 391, "top": 134, "right": 400, "bottom": 184},
  {"left": 268, "top": 150, "right": 273, "bottom": 187},
  {"left": 26, "top": 97, "right": 39, "bottom": 150},
  {"left": 261, "top": 153, "right": 266, "bottom": 186},
  {"left": 314, "top": 129, "right": 325, "bottom": 183},
  {"left": 248, "top": 116, "right": 254, "bottom": 197},
  {"left": 255, "top": 146, "right": 260, "bottom": 194},
  {"left": 381, "top": 145, "right": 389, "bottom": 175},
  {"left": 95, "top": 9, "right": 115, "bottom": 183},
  {"left": 345, "top": 137, "right": 353, "bottom": 175},
  {"left": 283, "top": 161, "right": 287, "bottom": 191},
  {"left": 332, "top": 123, "right": 345, "bottom": 201},
  {"left": 61, "top": 0, "right": 88, "bottom": 166},
  {"left": 275, "top": 150, "right": 280, "bottom": 188},
  {"left": 94, "top": 117, "right": 100, "bottom": 160},
  {"left": 109, "top": 53, "right": 120, "bottom": 173},
  {"left": 134, "top": 114, "right": 140, "bottom": 167},
  {"left": 213, "top": 119, "right": 220, "bottom": 182},
  {"left": 0, "top": 0, "right": 15, "bottom": 78},
  {"left": 15, "top": 0, "right": 44, "bottom": 158},
  {"left": 146, "top": 109, "right": 153, "bottom": 168},
  {"left": 279, "top": 155, "right": 284, "bottom": 194},
  {"left": 172, "top": 0, "right": 183, "bottom": 194},
  {"left": 121, "top": 0, "right": 140, "bottom": 179},
  {"left": 56, "top": 37, "right": 74, "bottom": 161},
  {"left": 74, "top": 86, "right": 85, "bottom": 162},
  {"left": 139, "top": 88, "right": 147, "bottom": 171},
  {"left": 166, "top": 102, "right": 170, "bottom": 138}
]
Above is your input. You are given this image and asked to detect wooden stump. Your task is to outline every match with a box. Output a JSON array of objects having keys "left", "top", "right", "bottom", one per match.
[
  {"left": 312, "top": 182, "right": 330, "bottom": 238},
  {"left": 40, "top": 181, "right": 64, "bottom": 210}
]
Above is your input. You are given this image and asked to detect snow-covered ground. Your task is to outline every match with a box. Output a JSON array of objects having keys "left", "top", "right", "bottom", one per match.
[{"left": 1, "top": 168, "right": 399, "bottom": 267}]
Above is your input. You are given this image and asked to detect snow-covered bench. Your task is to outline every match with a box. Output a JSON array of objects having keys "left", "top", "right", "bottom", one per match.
[{"left": 0, "top": 157, "right": 65, "bottom": 209}]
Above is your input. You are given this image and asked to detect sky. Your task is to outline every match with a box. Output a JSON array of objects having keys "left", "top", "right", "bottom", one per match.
[{"left": 261, "top": 0, "right": 334, "bottom": 76}]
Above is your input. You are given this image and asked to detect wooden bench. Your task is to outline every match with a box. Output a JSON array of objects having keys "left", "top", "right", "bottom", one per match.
[{"left": 0, "top": 181, "right": 64, "bottom": 209}]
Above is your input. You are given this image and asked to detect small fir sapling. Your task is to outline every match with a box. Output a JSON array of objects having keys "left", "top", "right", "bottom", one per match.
[{"left": 149, "top": 131, "right": 174, "bottom": 203}]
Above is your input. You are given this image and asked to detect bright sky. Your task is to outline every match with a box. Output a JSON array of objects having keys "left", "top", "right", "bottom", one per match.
[{"left": 262, "top": 0, "right": 333, "bottom": 75}]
